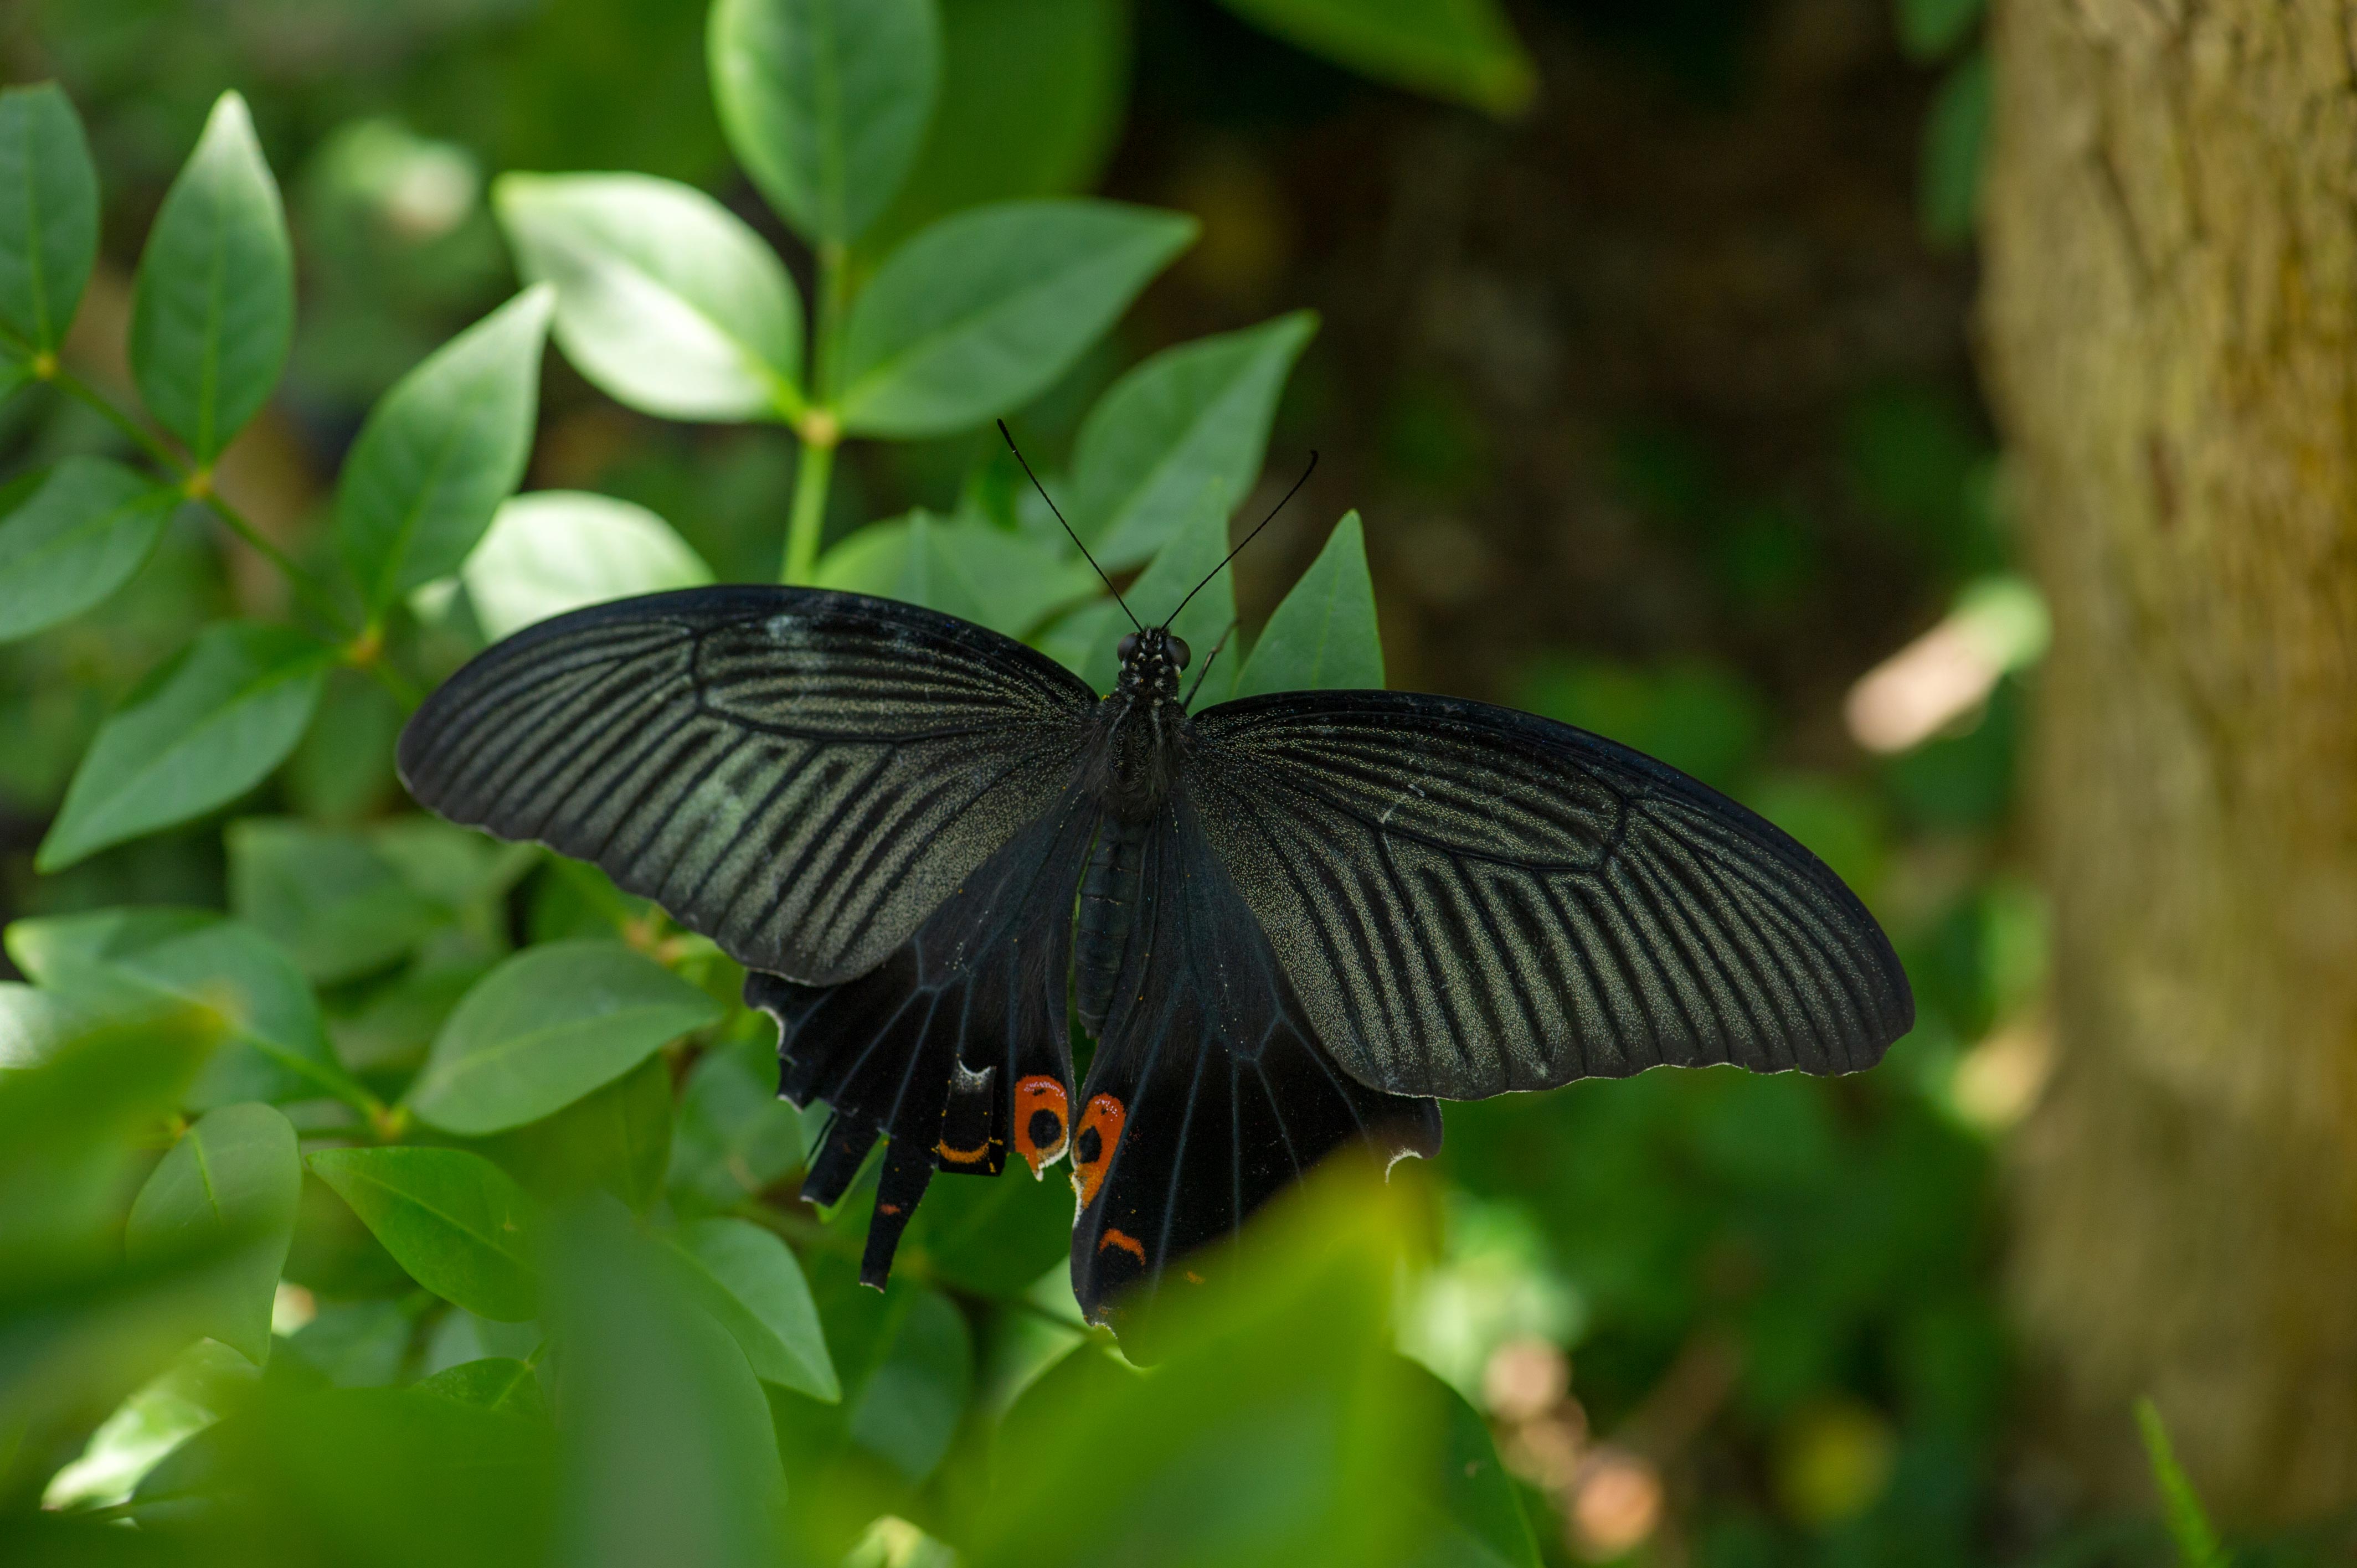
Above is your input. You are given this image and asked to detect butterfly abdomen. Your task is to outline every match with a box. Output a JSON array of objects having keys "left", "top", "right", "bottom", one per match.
[{"left": 1075, "top": 814, "right": 1150, "bottom": 1036}]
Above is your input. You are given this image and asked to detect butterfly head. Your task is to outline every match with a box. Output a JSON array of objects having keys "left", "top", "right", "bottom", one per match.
[{"left": 1115, "top": 626, "right": 1191, "bottom": 702}]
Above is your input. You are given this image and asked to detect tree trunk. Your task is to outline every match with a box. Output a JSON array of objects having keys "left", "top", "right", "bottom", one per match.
[{"left": 1979, "top": 0, "right": 2357, "bottom": 1522}]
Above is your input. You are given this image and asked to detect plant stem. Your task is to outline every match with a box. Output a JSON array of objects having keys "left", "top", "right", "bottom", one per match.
[
  {"left": 779, "top": 243, "right": 850, "bottom": 585},
  {"left": 780, "top": 432, "right": 835, "bottom": 584},
  {"left": 51, "top": 367, "right": 182, "bottom": 472}
]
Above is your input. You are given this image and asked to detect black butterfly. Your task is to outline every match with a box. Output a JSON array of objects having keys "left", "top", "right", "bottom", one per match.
[{"left": 397, "top": 517, "right": 1910, "bottom": 1336}]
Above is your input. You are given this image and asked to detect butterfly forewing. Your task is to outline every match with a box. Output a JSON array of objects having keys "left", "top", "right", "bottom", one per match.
[
  {"left": 1187, "top": 690, "right": 1914, "bottom": 1100},
  {"left": 396, "top": 586, "right": 1095, "bottom": 985}
]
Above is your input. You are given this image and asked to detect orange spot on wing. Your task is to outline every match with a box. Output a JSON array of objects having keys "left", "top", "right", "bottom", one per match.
[
  {"left": 877, "top": 1203, "right": 902, "bottom": 1216},
  {"left": 1099, "top": 1227, "right": 1146, "bottom": 1263},
  {"left": 1068, "top": 1092, "right": 1127, "bottom": 1210},
  {"left": 935, "top": 1136, "right": 992, "bottom": 1165},
  {"left": 1012, "top": 1075, "right": 1070, "bottom": 1177},
  {"left": 1184, "top": 1270, "right": 1204, "bottom": 1285}
]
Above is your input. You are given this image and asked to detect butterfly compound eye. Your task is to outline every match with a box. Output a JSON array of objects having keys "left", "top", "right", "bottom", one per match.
[
  {"left": 1167, "top": 635, "right": 1191, "bottom": 669},
  {"left": 1117, "top": 632, "right": 1139, "bottom": 662}
]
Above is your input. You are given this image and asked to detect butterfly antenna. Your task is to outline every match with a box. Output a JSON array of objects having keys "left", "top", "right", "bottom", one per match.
[
  {"left": 1182, "top": 618, "right": 1240, "bottom": 708},
  {"left": 997, "top": 420, "right": 1140, "bottom": 632},
  {"left": 1163, "top": 451, "right": 1319, "bottom": 630}
]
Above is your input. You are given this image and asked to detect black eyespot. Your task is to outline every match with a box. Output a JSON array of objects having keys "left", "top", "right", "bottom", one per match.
[
  {"left": 1117, "top": 632, "right": 1139, "bottom": 662},
  {"left": 1167, "top": 635, "right": 1191, "bottom": 670}
]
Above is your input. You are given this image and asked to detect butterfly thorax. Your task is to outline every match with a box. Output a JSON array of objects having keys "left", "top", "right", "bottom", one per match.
[{"left": 1085, "top": 626, "right": 1195, "bottom": 823}]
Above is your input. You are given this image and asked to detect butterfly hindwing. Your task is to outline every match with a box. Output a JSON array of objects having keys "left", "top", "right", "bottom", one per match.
[
  {"left": 397, "top": 585, "right": 1095, "bottom": 986},
  {"left": 1069, "top": 793, "right": 1442, "bottom": 1330},
  {"left": 746, "top": 785, "right": 1101, "bottom": 1285},
  {"left": 1188, "top": 690, "right": 1915, "bottom": 1100}
]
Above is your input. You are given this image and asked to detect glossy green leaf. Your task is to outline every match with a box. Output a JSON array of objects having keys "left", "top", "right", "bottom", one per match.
[
  {"left": 415, "top": 1356, "right": 549, "bottom": 1422},
  {"left": 127, "top": 91, "right": 294, "bottom": 462},
  {"left": 1073, "top": 311, "right": 1315, "bottom": 568},
  {"left": 462, "top": 491, "right": 713, "bottom": 642},
  {"left": 409, "top": 940, "right": 721, "bottom": 1136},
  {"left": 865, "top": 0, "right": 1131, "bottom": 250},
  {"left": 663, "top": 1216, "right": 838, "bottom": 1400},
  {"left": 0, "top": 979, "right": 79, "bottom": 1070},
  {"left": 709, "top": 0, "right": 941, "bottom": 244},
  {"left": 125, "top": 1103, "right": 301, "bottom": 1366},
  {"left": 0, "top": 457, "right": 180, "bottom": 641},
  {"left": 36, "top": 622, "right": 331, "bottom": 873},
  {"left": 1216, "top": 0, "right": 1535, "bottom": 116},
  {"left": 1081, "top": 497, "right": 1237, "bottom": 699},
  {"left": 481, "top": 1051, "right": 674, "bottom": 1211},
  {"left": 308, "top": 1146, "right": 539, "bottom": 1321},
  {"left": 497, "top": 173, "right": 803, "bottom": 420},
  {"left": 1920, "top": 49, "right": 1990, "bottom": 247},
  {"left": 837, "top": 199, "right": 1194, "bottom": 437},
  {"left": 337, "top": 286, "right": 554, "bottom": 611},
  {"left": 42, "top": 1337, "right": 258, "bottom": 1513},
  {"left": 6, "top": 907, "right": 362, "bottom": 1110},
  {"left": 0, "top": 82, "right": 100, "bottom": 353},
  {"left": 667, "top": 1029, "right": 806, "bottom": 1212},
  {"left": 813, "top": 507, "right": 1100, "bottom": 638},
  {"left": 549, "top": 1199, "right": 785, "bottom": 1568},
  {"left": 1232, "top": 511, "right": 1383, "bottom": 699}
]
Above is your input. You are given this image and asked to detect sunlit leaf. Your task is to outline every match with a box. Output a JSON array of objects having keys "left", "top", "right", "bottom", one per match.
[
  {"left": 125, "top": 1103, "right": 301, "bottom": 1365},
  {"left": 1231, "top": 510, "right": 1383, "bottom": 699},
  {"left": 709, "top": 0, "right": 941, "bottom": 244},
  {"left": 0, "top": 82, "right": 100, "bottom": 353},
  {"left": 498, "top": 173, "right": 804, "bottom": 420},
  {"left": 408, "top": 940, "right": 721, "bottom": 1137},
  {"left": 41, "top": 1338, "right": 258, "bottom": 1513},
  {"left": 337, "top": 286, "right": 554, "bottom": 611},
  {"left": 1072, "top": 311, "right": 1315, "bottom": 569},
  {"left": 462, "top": 491, "right": 713, "bottom": 642},
  {"left": 128, "top": 91, "right": 294, "bottom": 462},
  {"left": 308, "top": 1146, "right": 539, "bottom": 1321},
  {"left": 662, "top": 1216, "right": 839, "bottom": 1401},
  {"left": 36, "top": 622, "right": 332, "bottom": 873},
  {"left": 837, "top": 199, "right": 1194, "bottom": 437},
  {"left": 1216, "top": 0, "right": 1535, "bottom": 117}
]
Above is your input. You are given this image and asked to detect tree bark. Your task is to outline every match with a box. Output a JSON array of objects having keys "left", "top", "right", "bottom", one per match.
[{"left": 1979, "top": 0, "right": 2357, "bottom": 1522}]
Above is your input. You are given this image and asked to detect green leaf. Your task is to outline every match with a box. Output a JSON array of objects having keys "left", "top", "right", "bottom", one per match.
[
  {"left": 127, "top": 91, "right": 294, "bottom": 463},
  {"left": 903, "top": 1155, "right": 1072, "bottom": 1297},
  {"left": 461, "top": 491, "right": 713, "bottom": 642},
  {"left": 125, "top": 1103, "right": 301, "bottom": 1366},
  {"left": 1073, "top": 311, "right": 1315, "bottom": 569},
  {"left": 2135, "top": 1397, "right": 2227, "bottom": 1568},
  {"left": 0, "top": 82, "right": 100, "bottom": 353},
  {"left": 0, "top": 457, "right": 179, "bottom": 641},
  {"left": 864, "top": 0, "right": 1131, "bottom": 251},
  {"left": 667, "top": 1029, "right": 806, "bottom": 1212},
  {"left": 814, "top": 507, "right": 1099, "bottom": 638},
  {"left": 408, "top": 940, "right": 722, "bottom": 1137},
  {"left": 480, "top": 1051, "right": 674, "bottom": 1211},
  {"left": 6, "top": 907, "right": 363, "bottom": 1110},
  {"left": 37, "top": 622, "right": 332, "bottom": 873},
  {"left": 837, "top": 199, "right": 1195, "bottom": 438},
  {"left": 307, "top": 1146, "right": 539, "bottom": 1322},
  {"left": 1232, "top": 511, "right": 1383, "bottom": 699},
  {"left": 337, "top": 286, "right": 554, "bottom": 612},
  {"left": 663, "top": 1216, "right": 838, "bottom": 1401},
  {"left": 414, "top": 1356, "right": 548, "bottom": 1422},
  {"left": 1080, "top": 497, "right": 1237, "bottom": 699},
  {"left": 228, "top": 816, "right": 523, "bottom": 986},
  {"left": 1895, "top": 0, "right": 1983, "bottom": 60},
  {"left": 840, "top": 1277, "right": 972, "bottom": 1482},
  {"left": 1920, "top": 49, "right": 1991, "bottom": 248},
  {"left": 496, "top": 173, "right": 804, "bottom": 421},
  {"left": 548, "top": 1199, "right": 785, "bottom": 1568},
  {"left": 708, "top": 0, "right": 942, "bottom": 244},
  {"left": 43, "top": 1337, "right": 258, "bottom": 1513},
  {"left": 1412, "top": 1360, "right": 1542, "bottom": 1567},
  {"left": 1216, "top": 0, "right": 1535, "bottom": 117},
  {"left": 0, "top": 979, "right": 79, "bottom": 1070}
]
